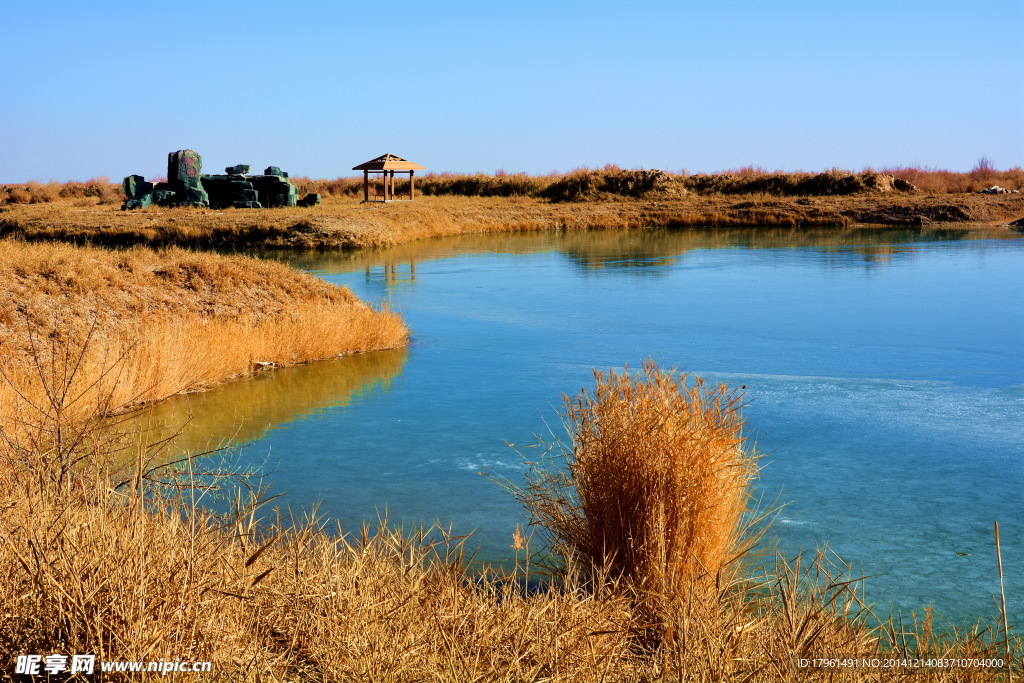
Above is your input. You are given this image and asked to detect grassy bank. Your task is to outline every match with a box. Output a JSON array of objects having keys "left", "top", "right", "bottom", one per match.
[
  {"left": 0, "top": 241, "right": 408, "bottom": 449},
  {"left": 2, "top": 191, "right": 1022, "bottom": 252},
  {"left": 2, "top": 165, "right": 1022, "bottom": 252},
  {"left": 0, "top": 177, "right": 1020, "bottom": 679}
]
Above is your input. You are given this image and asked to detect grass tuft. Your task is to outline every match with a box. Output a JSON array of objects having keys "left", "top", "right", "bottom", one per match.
[{"left": 521, "top": 362, "right": 756, "bottom": 593}]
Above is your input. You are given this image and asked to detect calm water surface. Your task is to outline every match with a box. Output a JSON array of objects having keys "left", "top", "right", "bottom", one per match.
[{"left": 157, "top": 226, "right": 1023, "bottom": 626}]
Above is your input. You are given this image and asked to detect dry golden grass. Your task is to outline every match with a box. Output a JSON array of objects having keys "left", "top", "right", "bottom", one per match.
[
  {"left": 5, "top": 486, "right": 1014, "bottom": 680},
  {"left": 6, "top": 164, "right": 1020, "bottom": 207},
  {"left": 879, "top": 162, "right": 1024, "bottom": 194},
  {"left": 0, "top": 177, "right": 122, "bottom": 206},
  {"left": 0, "top": 241, "right": 408, "bottom": 456},
  {"left": 2, "top": 191, "right": 1022, "bottom": 253},
  {"left": 0, "top": 238, "right": 1019, "bottom": 679},
  {"left": 0, "top": 475, "right": 643, "bottom": 681},
  {"left": 2, "top": 350, "right": 1017, "bottom": 680},
  {"left": 517, "top": 363, "right": 756, "bottom": 601}
]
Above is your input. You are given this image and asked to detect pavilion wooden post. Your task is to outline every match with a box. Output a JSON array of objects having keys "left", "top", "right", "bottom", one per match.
[
  {"left": 362, "top": 170, "right": 369, "bottom": 202},
  {"left": 410, "top": 170, "right": 415, "bottom": 200}
]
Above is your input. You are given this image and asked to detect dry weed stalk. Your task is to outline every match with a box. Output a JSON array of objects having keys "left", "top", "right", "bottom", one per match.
[{"left": 512, "top": 361, "right": 764, "bottom": 655}]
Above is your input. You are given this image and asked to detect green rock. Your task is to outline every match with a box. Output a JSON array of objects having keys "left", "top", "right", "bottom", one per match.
[
  {"left": 122, "top": 195, "right": 152, "bottom": 210},
  {"left": 122, "top": 174, "right": 153, "bottom": 198},
  {"left": 125, "top": 151, "right": 303, "bottom": 209},
  {"left": 153, "top": 189, "right": 177, "bottom": 206},
  {"left": 251, "top": 175, "right": 298, "bottom": 207},
  {"left": 181, "top": 186, "right": 209, "bottom": 207},
  {"left": 168, "top": 150, "right": 203, "bottom": 185},
  {"left": 166, "top": 150, "right": 208, "bottom": 206}
]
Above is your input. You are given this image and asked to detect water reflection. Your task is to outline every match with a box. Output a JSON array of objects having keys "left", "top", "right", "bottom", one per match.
[
  {"left": 132, "top": 348, "right": 408, "bottom": 462},
  {"left": 265, "top": 225, "right": 1019, "bottom": 286}
]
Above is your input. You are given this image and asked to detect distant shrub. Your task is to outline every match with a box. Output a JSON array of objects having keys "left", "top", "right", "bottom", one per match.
[
  {"left": 680, "top": 171, "right": 918, "bottom": 196},
  {"left": 419, "top": 172, "right": 548, "bottom": 197},
  {"left": 541, "top": 169, "right": 677, "bottom": 202},
  {"left": 0, "top": 179, "right": 123, "bottom": 205},
  {"left": 879, "top": 164, "right": 1024, "bottom": 193}
]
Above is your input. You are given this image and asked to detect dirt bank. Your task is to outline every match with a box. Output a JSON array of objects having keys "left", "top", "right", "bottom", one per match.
[{"left": 1, "top": 193, "right": 1021, "bottom": 251}]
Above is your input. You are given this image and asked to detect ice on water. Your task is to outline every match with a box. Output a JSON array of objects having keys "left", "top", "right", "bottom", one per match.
[{"left": 150, "top": 230, "right": 1024, "bottom": 627}]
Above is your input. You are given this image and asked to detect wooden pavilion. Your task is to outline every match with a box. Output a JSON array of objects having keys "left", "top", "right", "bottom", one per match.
[{"left": 352, "top": 153, "right": 426, "bottom": 202}]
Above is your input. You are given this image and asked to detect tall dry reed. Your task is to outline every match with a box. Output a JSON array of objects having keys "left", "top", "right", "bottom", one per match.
[
  {"left": 522, "top": 362, "right": 756, "bottom": 592},
  {"left": 510, "top": 360, "right": 766, "bottom": 656}
]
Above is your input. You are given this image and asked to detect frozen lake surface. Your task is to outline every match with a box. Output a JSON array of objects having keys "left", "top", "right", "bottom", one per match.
[{"left": 154, "top": 226, "right": 1023, "bottom": 627}]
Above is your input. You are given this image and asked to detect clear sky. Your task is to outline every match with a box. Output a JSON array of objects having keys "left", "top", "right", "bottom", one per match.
[{"left": 2, "top": 0, "right": 1021, "bottom": 182}]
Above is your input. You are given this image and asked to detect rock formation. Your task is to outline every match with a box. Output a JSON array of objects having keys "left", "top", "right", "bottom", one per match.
[
  {"left": 122, "top": 150, "right": 300, "bottom": 210},
  {"left": 166, "top": 149, "right": 210, "bottom": 207},
  {"left": 122, "top": 174, "right": 154, "bottom": 209}
]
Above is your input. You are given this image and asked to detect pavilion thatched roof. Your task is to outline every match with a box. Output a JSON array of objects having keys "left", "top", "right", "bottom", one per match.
[{"left": 352, "top": 153, "right": 426, "bottom": 171}]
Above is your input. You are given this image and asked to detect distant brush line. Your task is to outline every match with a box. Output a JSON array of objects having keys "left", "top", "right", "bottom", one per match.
[{"left": 4, "top": 164, "right": 1022, "bottom": 204}]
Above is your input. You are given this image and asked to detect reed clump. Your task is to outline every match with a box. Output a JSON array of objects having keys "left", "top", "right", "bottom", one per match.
[
  {"left": 519, "top": 362, "right": 755, "bottom": 597},
  {"left": 511, "top": 361, "right": 767, "bottom": 658},
  {"left": 292, "top": 171, "right": 553, "bottom": 199},
  {"left": 510, "top": 362, "right": 1019, "bottom": 674}
]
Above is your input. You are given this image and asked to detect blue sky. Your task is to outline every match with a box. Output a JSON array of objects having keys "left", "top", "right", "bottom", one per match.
[{"left": 2, "top": 0, "right": 1021, "bottom": 182}]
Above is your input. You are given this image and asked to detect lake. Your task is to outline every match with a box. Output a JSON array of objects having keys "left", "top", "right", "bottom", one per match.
[{"left": 150, "top": 225, "right": 1023, "bottom": 627}]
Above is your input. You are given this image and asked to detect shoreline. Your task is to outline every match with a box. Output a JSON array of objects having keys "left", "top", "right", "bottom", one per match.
[
  {"left": 2, "top": 209, "right": 1019, "bottom": 680},
  {"left": 2, "top": 193, "right": 1021, "bottom": 251},
  {"left": 0, "top": 242, "right": 409, "bottom": 429}
]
